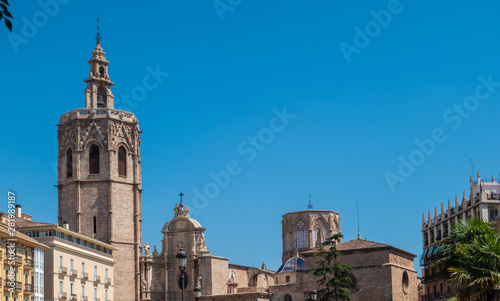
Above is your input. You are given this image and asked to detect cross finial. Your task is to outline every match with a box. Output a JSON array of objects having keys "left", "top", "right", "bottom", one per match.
[
  {"left": 96, "top": 16, "right": 102, "bottom": 43},
  {"left": 179, "top": 192, "right": 184, "bottom": 204}
]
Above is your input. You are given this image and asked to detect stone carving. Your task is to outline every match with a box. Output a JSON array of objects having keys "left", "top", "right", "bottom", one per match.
[
  {"left": 197, "top": 233, "right": 207, "bottom": 252},
  {"left": 151, "top": 267, "right": 164, "bottom": 292},
  {"left": 152, "top": 245, "right": 159, "bottom": 256},
  {"left": 174, "top": 203, "right": 191, "bottom": 218},
  {"left": 79, "top": 120, "right": 107, "bottom": 147},
  {"left": 144, "top": 243, "right": 151, "bottom": 257}
]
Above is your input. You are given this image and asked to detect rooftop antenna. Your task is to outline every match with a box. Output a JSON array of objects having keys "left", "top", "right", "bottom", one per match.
[
  {"left": 469, "top": 158, "right": 475, "bottom": 177},
  {"left": 356, "top": 199, "right": 361, "bottom": 239},
  {"left": 96, "top": 16, "right": 102, "bottom": 43},
  {"left": 307, "top": 186, "right": 313, "bottom": 210}
]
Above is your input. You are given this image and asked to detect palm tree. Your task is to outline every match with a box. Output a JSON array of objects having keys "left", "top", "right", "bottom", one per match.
[{"left": 436, "top": 218, "right": 500, "bottom": 300}]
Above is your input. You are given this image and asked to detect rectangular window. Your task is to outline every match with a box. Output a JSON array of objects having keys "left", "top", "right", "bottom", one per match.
[
  {"left": 59, "top": 256, "right": 63, "bottom": 272},
  {"left": 81, "top": 285, "right": 85, "bottom": 301},
  {"left": 94, "top": 288, "right": 97, "bottom": 301},
  {"left": 105, "top": 290, "right": 108, "bottom": 301},
  {"left": 59, "top": 281, "right": 63, "bottom": 298},
  {"left": 285, "top": 276, "right": 290, "bottom": 283},
  {"left": 93, "top": 216, "right": 97, "bottom": 234},
  {"left": 70, "top": 283, "right": 74, "bottom": 296},
  {"left": 82, "top": 262, "right": 85, "bottom": 277},
  {"left": 70, "top": 259, "right": 74, "bottom": 272},
  {"left": 105, "top": 268, "right": 108, "bottom": 282},
  {"left": 94, "top": 265, "right": 98, "bottom": 281}
]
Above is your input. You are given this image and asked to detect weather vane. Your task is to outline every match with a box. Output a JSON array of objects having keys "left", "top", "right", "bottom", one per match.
[{"left": 96, "top": 16, "right": 102, "bottom": 43}]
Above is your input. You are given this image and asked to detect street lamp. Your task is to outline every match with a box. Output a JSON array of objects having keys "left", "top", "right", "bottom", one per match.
[
  {"left": 194, "top": 284, "right": 201, "bottom": 301},
  {"left": 176, "top": 248, "right": 187, "bottom": 301},
  {"left": 310, "top": 288, "right": 318, "bottom": 301}
]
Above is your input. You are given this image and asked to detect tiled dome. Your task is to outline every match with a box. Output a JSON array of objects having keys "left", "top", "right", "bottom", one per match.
[{"left": 275, "top": 256, "right": 305, "bottom": 274}]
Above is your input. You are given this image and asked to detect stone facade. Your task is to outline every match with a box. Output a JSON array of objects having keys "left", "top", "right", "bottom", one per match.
[
  {"left": 140, "top": 201, "right": 274, "bottom": 301},
  {"left": 57, "top": 41, "right": 142, "bottom": 301},
  {"left": 281, "top": 210, "right": 340, "bottom": 262}
]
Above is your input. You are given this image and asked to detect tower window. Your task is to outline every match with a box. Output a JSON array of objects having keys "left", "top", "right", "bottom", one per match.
[
  {"left": 118, "top": 147, "right": 127, "bottom": 176},
  {"left": 294, "top": 220, "right": 309, "bottom": 249},
  {"left": 93, "top": 216, "right": 97, "bottom": 234},
  {"left": 284, "top": 294, "right": 292, "bottom": 301},
  {"left": 97, "top": 87, "right": 107, "bottom": 108},
  {"left": 66, "top": 148, "right": 73, "bottom": 178},
  {"left": 89, "top": 145, "right": 100, "bottom": 174}
]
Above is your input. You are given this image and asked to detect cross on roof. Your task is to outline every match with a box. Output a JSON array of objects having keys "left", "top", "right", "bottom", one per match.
[
  {"left": 179, "top": 192, "right": 184, "bottom": 204},
  {"left": 96, "top": 16, "right": 102, "bottom": 42}
]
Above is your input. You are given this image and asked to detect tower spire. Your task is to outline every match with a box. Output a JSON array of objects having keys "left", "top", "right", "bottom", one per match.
[
  {"left": 96, "top": 16, "right": 102, "bottom": 43},
  {"left": 307, "top": 187, "right": 313, "bottom": 210}
]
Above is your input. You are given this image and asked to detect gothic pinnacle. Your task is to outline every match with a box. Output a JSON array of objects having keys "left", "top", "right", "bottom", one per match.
[
  {"left": 463, "top": 190, "right": 467, "bottom": 201},
  {"left": 448, "top": 198, "right": 451, "bottom": 209}
]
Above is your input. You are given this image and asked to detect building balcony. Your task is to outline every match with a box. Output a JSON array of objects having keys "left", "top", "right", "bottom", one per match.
[
  {"left": 59, "top": 267, "right": 68, "bottom": 275},
  {"left": 93, "top": 275, "right": 101, "bottom": 283},
  {"left": 81, "top": 296, "right": 89, "bottom": 301},
  {"left": 4, "top": 255, "right": 23, "bottom": 266},
  {"left": 59, "top": 292, "right": 68, "bottom": 300},
  {"left": 4, "top": 280, "right": 23, "bottom": 291},
  {"left": 488, "top": 194, "right": 500, "bottom": 200},
  {"left": 105, "top": 277, "right": 111, "bottom": 285},
  {"left": 70, "top": 269, "right": 78, "bottom": 277},
  {"left": 24, "top": 258, "right": 34, "bottom": 269},
  {"left": 24, "top": 283, "right": 34, "bottom": 294},
  {"left": 82, "top": 272, "right": 89, "bottom": 280}
]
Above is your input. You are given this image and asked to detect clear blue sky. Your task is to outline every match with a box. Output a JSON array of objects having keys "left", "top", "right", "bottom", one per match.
[{"left": 2, "top": 0, "right": 500, "bottom": 275}]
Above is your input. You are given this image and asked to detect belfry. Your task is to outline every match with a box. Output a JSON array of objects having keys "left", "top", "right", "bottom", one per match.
[{"left": 57, "top": 37, "right": 143, "bottom": 301}]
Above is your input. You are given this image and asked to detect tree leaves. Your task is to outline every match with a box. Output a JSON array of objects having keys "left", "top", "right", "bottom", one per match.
[
  {"left": 0, "top": 0, "right": 13, "bottom": 32},
  {"left": 307, "top": 233, "right": 353, "bottom": 301}
]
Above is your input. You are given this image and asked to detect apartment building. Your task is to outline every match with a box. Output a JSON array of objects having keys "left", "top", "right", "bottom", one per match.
[
  {"left": 16, "top": 219, "right": 115, "bottom": 301},
  {"left": 0, "top": 221, "right": 49, "bottom": 301},
  {"left": 420, "top": 171, "right": 500, "bottom": 300}
]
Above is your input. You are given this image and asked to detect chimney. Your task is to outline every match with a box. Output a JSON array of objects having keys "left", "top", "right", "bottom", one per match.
[
  {"left": 63, "top": 221, "right": 69, "bottom": 230},
  {"left": 15, "top": 205, "right": 21, "bottom": 218}
]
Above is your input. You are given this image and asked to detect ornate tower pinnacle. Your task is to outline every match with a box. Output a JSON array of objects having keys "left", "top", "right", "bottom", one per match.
[{"left": 83, "top": 37, "right": 115, "bottom": 109}]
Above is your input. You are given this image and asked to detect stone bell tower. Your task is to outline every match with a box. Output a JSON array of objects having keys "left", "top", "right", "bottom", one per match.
[{"left": 57, "top": 38, "right": 142, "bottom": 301}]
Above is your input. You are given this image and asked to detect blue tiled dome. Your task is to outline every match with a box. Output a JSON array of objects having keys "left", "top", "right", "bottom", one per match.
[{"left": 275, "top": 256, "right": 305, "bottom": 274}]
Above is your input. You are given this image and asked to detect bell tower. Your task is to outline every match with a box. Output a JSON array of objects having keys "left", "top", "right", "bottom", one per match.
[{"left": 57, "top": 37, "right": 142, "bottom": 301}]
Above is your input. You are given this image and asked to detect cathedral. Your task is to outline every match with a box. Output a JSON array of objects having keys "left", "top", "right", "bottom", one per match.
[{"left": 55, "top": 38, "right": 418, "bottom": 301}]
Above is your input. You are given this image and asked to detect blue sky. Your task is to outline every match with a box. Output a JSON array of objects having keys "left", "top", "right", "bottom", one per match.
[{"left": 2, "top": 0, "right": 500, "bottom": 275}]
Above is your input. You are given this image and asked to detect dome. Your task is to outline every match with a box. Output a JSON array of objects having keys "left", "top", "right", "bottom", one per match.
[{"left": 275, "top": 256, "right": 305, "bottom": 274}]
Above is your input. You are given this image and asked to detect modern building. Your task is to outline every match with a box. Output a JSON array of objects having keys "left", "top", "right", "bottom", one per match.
[
  {"left": 16, "top": 219, "right": 115, "bottom": 301},
  {"left": 420, "top": 171, "right": 500, "bottom": 300},
  {"left": 56, "top": 39, "right": 143, "bottom": 301},
  {"left": 0, "top": 219, "right": 49, "bottom": 301}
]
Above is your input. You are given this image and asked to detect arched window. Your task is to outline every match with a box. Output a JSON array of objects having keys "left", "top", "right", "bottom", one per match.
[
  {"left": 227, "top": 271, "right": 238, "bottom": 294},
  {"left": 313, "top": 219, "right": 328, "bottom": 247},
  {"left": 263, "top": 275, "right": 268, "bottom": 288},
  {"left": 97, "top": 87, "right": 107, "bottom": 108},
  {"left": 294, "top": 220, "right": 308, "bottom": 249},
  {"left": 284, "top": 294, "right": 292, "bottom": 301},
  {"left": 66, "top": 148, "right": 73, "bottom": 178},
  {"left": 89, "top": 145, "right": 100, "bottom": 174},
  {"left": 118, "top": 147, "right": 127, "bottom": 176}
]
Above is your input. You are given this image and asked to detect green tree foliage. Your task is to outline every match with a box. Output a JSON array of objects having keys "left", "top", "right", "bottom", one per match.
[
  {"left": 436, "top": 218, "right": 500, "bottom": 301},
  {"left": 0, "top": 0, "right": 13, "bottom": 32},
  {"left": 308, "top": 233, "right": 353, "bottom": 301}
]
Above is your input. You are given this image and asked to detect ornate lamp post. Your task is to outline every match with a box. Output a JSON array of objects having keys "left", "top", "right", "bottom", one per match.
[
  {"left": 176, "top": 248, "right": 187, "bottom": 301},
  {"left": 194, "top": 284, "right": 201, "bottom": 301},
  {"left": 310, "top": 288, "right": 318, "bottom": 301}
]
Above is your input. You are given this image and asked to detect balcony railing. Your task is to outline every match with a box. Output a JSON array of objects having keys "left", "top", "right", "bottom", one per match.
[
  {"left": 59, "top": 267, "right": 68, "bottom": 274},
  {"left": 59, "top": 292, "right": 68, "bottom": 300},
  {"left": 105, "top": 277, "right": 111, "bottom": 285},
  {"left": 24, "top": 258, "right": 34, "bottom": 269},
  {"left": 488, "top": 194, "right": 500, "bottom": 200},
  {"left": 24, "top": 283, "right": 34, "bottom": 293},
  {"left": 93, "top": 275, "right": 101, "bottom": 283},
  {"left": 4, "top": 280, "right": 22, "bottom": 291},
  {"left": 82, "top": 272, "right": 89, "bottom": 280},
  {"left": 70, "top": 269, "right": 78, "bottom": 277}
]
